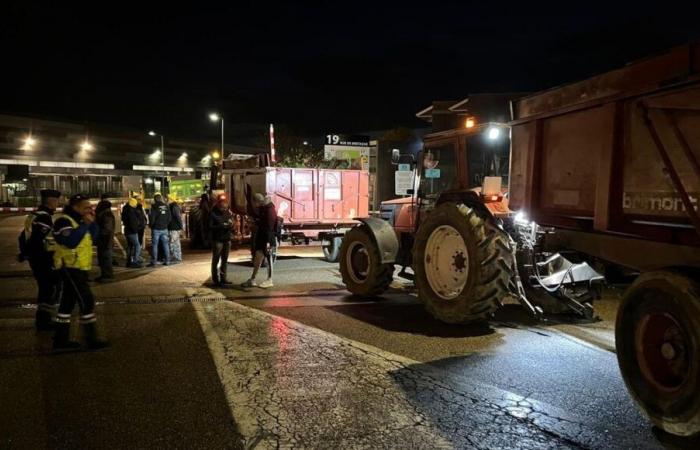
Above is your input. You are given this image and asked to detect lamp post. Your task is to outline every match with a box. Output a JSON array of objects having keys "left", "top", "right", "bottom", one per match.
[
  {"left": 148, "top": 131, "right": 166, "bottom": 193},
  {"left": 209, "top": 113, "right": 224, "bottom": 158},
  {"left": 208, "top": 113, "right": 224, "bottom": 189}
]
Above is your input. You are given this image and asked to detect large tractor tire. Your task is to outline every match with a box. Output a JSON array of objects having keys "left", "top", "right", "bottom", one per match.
[
  {"left": 413, "top": 202, "right": 514, "bottom": 323},
  {"left": 339, "top": 225, "right": 394, "bottom": 296},
  {"left": 616, "top": 271, "right": 700, "bottom": 437}
]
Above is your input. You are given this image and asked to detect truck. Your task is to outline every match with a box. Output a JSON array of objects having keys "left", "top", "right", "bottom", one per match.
[
  {"left": 337, "top": 44, "right": 700, "bottom": 437},
  {"left": 222, "top": 155, "right": 370, "bottom": 261}
]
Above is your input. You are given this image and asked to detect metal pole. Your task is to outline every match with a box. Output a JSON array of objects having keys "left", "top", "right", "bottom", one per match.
[
  {"left": 221, "top": 118, "right": 224, "bottom": 159},
  {"left": 160, "top": 134, "right": 165, "bottom": 193}
]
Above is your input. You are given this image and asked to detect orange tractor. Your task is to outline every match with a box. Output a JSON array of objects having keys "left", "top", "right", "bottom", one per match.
[{"left": 339, "top": 44, "right": 700, "bottom": 436}]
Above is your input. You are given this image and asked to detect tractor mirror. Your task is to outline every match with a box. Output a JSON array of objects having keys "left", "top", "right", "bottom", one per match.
[{"left": 391, "top": 149, "right": 400, "bottom": 164}]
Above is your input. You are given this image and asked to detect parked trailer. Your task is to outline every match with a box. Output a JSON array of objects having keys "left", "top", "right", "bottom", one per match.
[
  {"left": 222, "top": 164, "right": 370, "bottom": 261},
  {"left": 337, "top": 44, "right": 700, "bottom": 437},
  {"left": 509, "top": 44, "right": 700, "bottom": 436}
]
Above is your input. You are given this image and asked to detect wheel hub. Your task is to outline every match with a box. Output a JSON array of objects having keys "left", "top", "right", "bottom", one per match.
[
  {"left": 424, "top": 225, "right": 469, "bottom": 300},
  {"left": 636, "top": 312, "right": 690, "bottom": 392},
  {"left": 346, "top": 241, "right": 370, "bottom": 284}
]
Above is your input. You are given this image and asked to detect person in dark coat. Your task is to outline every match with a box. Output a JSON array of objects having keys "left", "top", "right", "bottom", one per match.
[
  {"left": 209, "top": 194, "right": 233, "bottom": 286},
  {"left": 148, "top": 193, "right": 171, "bottom": 267},
  {"left": 135, "top": 195, "right": 147, "bottom": 258},
  {"left": 168, "top": 198, "right": 183, "bottom": 262},
  {"left": 121, "top": 196, "right": 143, "bottom": 267},
  {"left": 95, "top": 194, "right": 115, "bottom": 281},
  {"left": 19, "top": 189, "right": 62, "bottom": 330},
  {"left": 242, "top": 191, "right": 277, "bottom": 288},
  {"left": 199, "top": 193, "right": 212, "bottom": 249}
]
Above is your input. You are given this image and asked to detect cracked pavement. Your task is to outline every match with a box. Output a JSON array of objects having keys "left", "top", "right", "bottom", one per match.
[{"left": 195, "top": 300, "right": 630, "bottom": 449}]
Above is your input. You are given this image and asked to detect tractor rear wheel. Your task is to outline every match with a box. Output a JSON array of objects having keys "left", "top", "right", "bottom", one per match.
[
  {"left": 413, "top": 202, "right": 513, "bottom": 323},
  {"left": 616, "top": 271, "right": 700, "bottom": 437},
  {"left": 339, "top": 225, "right": 394, "bottom": 296}
]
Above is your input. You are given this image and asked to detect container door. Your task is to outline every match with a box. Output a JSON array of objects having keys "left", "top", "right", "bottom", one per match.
[
  {"left": 292, "top": 170, "right": 315, "bottom": 220},
  {"left": 275, "top": 169, "right": 292, "bottom": 221},
  {"left": 322, "top": 170, "right": 343, "bottom": 220},
  {"left": 358, "top": 171, "right": 369, "bottom": 218},
  {"left": 342, "top": 171, "right": 360, "bottom": 219}
]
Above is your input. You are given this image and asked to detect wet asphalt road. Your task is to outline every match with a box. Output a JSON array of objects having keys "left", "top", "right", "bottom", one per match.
[
  {"left": 241, "top": 296, "right": 657, "bottom": 449},
  {"left": 1, "top": 213, "right": 697, "bottom": 448}
]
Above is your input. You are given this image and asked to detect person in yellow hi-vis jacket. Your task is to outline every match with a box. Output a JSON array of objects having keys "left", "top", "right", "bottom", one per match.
[{"left": 52, "top": 194, "right": 110, "bottom": 351}]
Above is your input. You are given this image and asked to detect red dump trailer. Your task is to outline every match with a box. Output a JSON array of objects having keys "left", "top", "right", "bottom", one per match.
[
  {"left": 222, "top": 159, "right": 369, "bottom": 261},
  {"left": 509, "top": 44, "right": 700, "bottom": 436}
]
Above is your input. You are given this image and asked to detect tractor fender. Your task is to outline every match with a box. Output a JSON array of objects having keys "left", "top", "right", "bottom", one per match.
[
  {"left": 356, "top": 217, "right": 399, "bottom": 264},
  {"left": 437, "top": 190, "right": 497, "bottom": 220}
]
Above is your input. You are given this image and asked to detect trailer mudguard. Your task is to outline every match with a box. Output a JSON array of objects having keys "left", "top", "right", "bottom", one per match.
[{"left": 356, "top": 217, "right": 399, "bottom": 264}]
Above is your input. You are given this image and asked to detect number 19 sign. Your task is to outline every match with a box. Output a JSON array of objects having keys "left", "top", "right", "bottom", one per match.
[{"left": 324, "top": 134, "right": 370, "bottom": 163}]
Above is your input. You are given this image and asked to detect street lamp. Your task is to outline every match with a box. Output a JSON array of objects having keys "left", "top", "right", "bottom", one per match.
[
  {"left": 208, "top": 112, "right": 224, "bottom": 158},
  {"left": 81, "top": 140, "right": 94, "bottom": 151},
  {"left": 148, "top": 130, "right": 166, "bottom": 192},
  {"left": 208, "top": 113, "right": 224, "bottom": 190},
  {"left": 21, "top": 135, "right": 36, "bottom": 150}
]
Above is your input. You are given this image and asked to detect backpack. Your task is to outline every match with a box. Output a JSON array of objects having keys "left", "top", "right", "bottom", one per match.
[{"left": 17, "top": 211, "right": 55, "bottom": 259}]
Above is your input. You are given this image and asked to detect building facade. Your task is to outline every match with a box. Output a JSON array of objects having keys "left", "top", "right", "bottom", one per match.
[{"left": 0, "top": 114, "right": 264, "bottom": 205}]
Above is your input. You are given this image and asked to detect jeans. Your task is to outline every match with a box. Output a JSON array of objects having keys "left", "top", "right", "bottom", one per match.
[
  {"left": 169, "top": 230, "right": 182, "bottom": 261},
  {"left": 125, "top": 233, "right": 142, "bottom": 266},
  {"left": 151, "top": 229, "right": 170, "bottom": 264},
  {"left": 97, "top": 236, "right": 114, "bottom": 278},
  {"left": 211, "top": 240, "right": 230, "bottom": 283}
]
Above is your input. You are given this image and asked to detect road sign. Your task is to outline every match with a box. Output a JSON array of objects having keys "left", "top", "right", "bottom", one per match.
[
  {"left": 324, "top": 133, "right": 370, "bottom": 161},
  {"left": 395, "top": 170, "right": 414, "bottom": 195}
]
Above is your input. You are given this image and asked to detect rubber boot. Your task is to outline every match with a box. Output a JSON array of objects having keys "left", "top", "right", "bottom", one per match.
[
  {"left": 82, "top": 322, "right": 111, "bottom": 350},
  {"left": 35, "top": 310, "right": 54, "bottom": 331},
  {"left": 53, "top": 322, "right": 81, "bottom": 351}
]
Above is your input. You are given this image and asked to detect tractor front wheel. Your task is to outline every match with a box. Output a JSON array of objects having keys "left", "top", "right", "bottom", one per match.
[{"left": 339, "top": 225, "right": 394, "bottom": 297}]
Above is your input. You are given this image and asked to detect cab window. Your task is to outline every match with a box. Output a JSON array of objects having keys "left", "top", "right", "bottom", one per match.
[{"left": 419, "top": 143, "right": 457, "bottom": 199}]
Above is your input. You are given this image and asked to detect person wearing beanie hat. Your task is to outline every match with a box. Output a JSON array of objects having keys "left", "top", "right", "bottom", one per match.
[
  {"left": 147, "top": 193, "right": 171, "bottom": 267},
  {"left": 121, "top": 196, "right": 143, "bottom": 268}
]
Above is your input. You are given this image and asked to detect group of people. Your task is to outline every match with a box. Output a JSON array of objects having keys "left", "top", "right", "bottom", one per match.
[
  {"left": 18, "top": 187, "right": 278, "bottom": 351},
  {"left": 120, "top": 193, "right": 183, "bottom": 268},
  {"left": 208, "top": 188, "right": 279, "bottom": 288},
  {"left": 18, "top": 189, "right": 109, "bottom": 350}
]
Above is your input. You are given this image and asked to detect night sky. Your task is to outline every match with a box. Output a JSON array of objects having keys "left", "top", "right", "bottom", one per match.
[{"left": 3, "top": 2, "right": 699, "bottom": 140}]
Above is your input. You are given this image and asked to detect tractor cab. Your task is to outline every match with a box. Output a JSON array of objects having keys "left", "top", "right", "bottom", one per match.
[{"left": 384, "top": 122, "right": 511, "bottom": 235}]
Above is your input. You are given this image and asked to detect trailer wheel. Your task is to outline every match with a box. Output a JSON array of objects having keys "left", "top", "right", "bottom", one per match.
[
  {"left": 413, "top": 202, "right": 513, "bottom": 323},
  {"left": 322, "top": 236, "right": 342, "bottom": 263},
  {"left": 616, "top": 271, "right": 700, "bottom": 437},
  {"left": 339, "top": 225, "right": 394, "bottom": 296}
]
